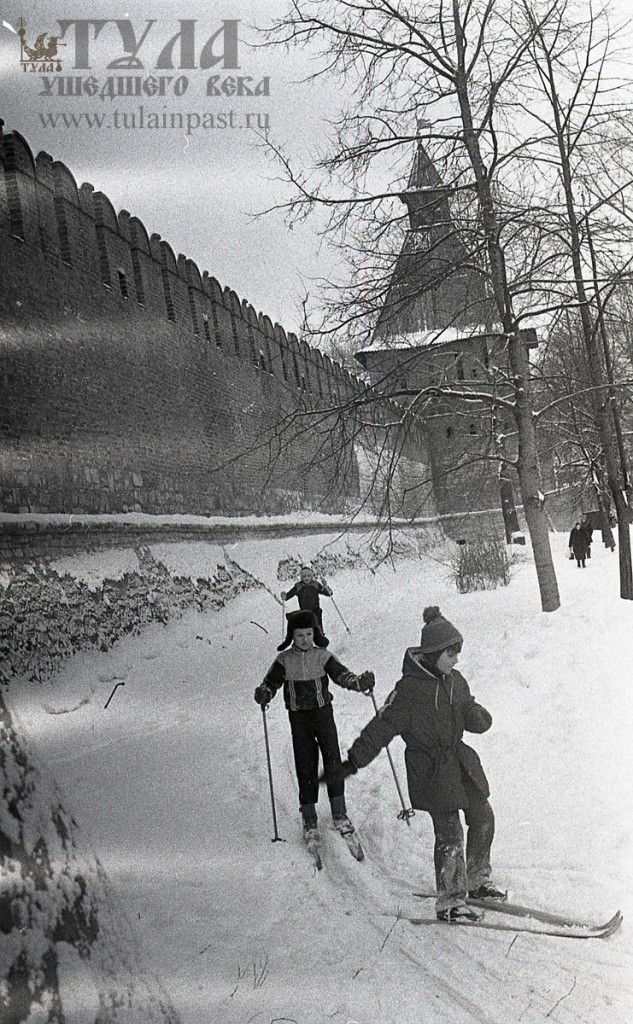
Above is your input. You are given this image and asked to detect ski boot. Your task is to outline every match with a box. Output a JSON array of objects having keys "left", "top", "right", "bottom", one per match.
[
  {"left": 330, "top": 795, "right": 353, "bottom": 836},
  {"left": 437, "top": 904, "right": 484, "bottom": 923},
  {"left": 468, "top": 882, "right": 507, "bottom": 901},
  {"left": 330, "top": 796, "right": 364, "bottom": 861},
  {"left": 300, "top": 803, "right": 319, "bottom": 841},
  {"left": 300, "top": 804, "right": 322, "bottom": 869}
]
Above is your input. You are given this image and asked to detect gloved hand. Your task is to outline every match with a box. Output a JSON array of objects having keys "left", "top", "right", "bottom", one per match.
[
  {"left": 318, "top": 758, "right": 358, "bottom": 786},
  {"left": 254, "top": 683, "right": 274, "bottom": 706},
  {"left": 280, "top": 591, "right": 287, "bottom": 600},
  {"left": 357, "top": 670, "right": 375, "bottom": 694}
]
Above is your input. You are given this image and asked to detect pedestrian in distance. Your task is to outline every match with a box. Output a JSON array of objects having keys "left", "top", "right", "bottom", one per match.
[
  {"left": 254, "top": 609, "right": 375, "bottom": 853},
  {"left": 322, "top": 606, "right": 505, "bottom": 923},
  {"left": 569, "top": 521, "right": 588, "bottom": 567},
  {"left": 580, "top": 515, "right": 593, "bottom": 558},
  {"left": 281, "top": 565, "right": 333, "bottom": 636}
]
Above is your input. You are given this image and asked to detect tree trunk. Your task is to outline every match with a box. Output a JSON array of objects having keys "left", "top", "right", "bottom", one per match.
[
  {"left": 511, "top": 335, "right": 561, "bottom": 611},
  {"left": 592, "top": 485, "right": 616, "bottom": 551},
  {"left": 499, "top": 464, "right": 520, "bottom": 542},
  {"left": 613, "top": 489, "right": 633, "bottom": 599},
  {"left": 539, "top": 38, "right": 633, "bottom": 599},
  {"left": 452, "top": 1, "right": 561, "bottom": 612}
]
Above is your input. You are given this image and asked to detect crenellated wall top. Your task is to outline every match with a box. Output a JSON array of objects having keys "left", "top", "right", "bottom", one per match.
[{"left": 0, "top": 123, "right": 375, "bottom": 398}]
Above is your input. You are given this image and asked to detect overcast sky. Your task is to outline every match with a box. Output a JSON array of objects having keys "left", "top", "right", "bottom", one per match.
[
  {"left": 1, "top": 1, "right": 631, "bottom": 336},
  {"left": 0, "top": 0, "right": 346, "bottom": 333}
]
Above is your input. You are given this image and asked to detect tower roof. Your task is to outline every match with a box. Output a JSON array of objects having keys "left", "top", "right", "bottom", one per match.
[
  {"left": 407, "top": 141, "right": 444, "bottom": 191},
  {"left": 361, "top": 139, "right": 495, "bottom": 357}
]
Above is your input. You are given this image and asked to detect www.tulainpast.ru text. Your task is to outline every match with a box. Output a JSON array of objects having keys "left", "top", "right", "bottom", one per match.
[{"left": 38, "top": 107, "right": 270, "bottom": 134}]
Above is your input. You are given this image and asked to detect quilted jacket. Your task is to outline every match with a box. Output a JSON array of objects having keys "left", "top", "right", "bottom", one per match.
[{"left": 348, "top": 647, "right": 492, "bottom": 814}]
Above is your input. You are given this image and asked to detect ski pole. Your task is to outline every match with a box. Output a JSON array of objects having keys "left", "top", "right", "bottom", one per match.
[
  {"left": 260, "top": 705, "right": 285, "bottom": 843},
  {"left": 330, "top": 596, "right": 351, "bottom": 635},
  {"left": 281, "top": 597, "right": 286, "bottom": 642},
  {"left": 368, "top": 691, "right": 415, "bottom": 826}
]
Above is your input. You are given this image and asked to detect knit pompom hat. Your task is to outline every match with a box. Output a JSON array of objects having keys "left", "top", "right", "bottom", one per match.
[
  {"left": 419, "top": 606, "right": 463, "bottom": 654},
  {"left": 277, "top": 609, "right": 329, "bottom": 651}
]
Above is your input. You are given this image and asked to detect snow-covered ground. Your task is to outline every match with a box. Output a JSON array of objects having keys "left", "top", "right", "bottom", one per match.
[{"left": 7, "top": 531, "right": 633, "bottom": 1024}]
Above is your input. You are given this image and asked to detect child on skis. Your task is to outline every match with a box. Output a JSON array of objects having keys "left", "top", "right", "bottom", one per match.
[
  {"left": 281, "top": 566, "right": 333, "bottom": 634},
  {"left": 254, "top": 609, "right": 374, "bottom": 847},
  {"left": 323, "top": 606, "right": 504, "bottom": 922}
]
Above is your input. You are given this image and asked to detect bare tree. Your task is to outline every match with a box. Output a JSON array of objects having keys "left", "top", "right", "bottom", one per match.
[
  {"left": 535, "top": 314, "right": 621, "bottom": 549},
  {"left": 257, "top": 0, "right": 633, "bottom": 607},
  {"left": 517, "top": 0, "right": 633, "bottom": 596},
  {"left": 263, "top": 0, "right": 570, "bottom": 610}
]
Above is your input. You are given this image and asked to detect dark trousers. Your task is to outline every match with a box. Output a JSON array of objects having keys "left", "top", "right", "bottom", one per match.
[
  {"left": 300, "top": 606, "right": 324, "bottom": 631},
  {"left": 430, "top": 784, "right": 495, "bottom": 912},
  {"left": 288, "top": 703, "right": 343, "bottom": 808}
]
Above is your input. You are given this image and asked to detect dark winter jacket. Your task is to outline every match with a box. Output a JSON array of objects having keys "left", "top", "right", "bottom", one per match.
[
  {"left": 284, "top": 580, "right": 332, "bottom": 613},
  {"left": 348, "top": 648, "right": 492, "bottom": 814},
  {"left": 262, "top": 645, "right": 362, "bottom": 712},
  {"left": 569, "top": 526, "right": 588, "bottom": 558}
]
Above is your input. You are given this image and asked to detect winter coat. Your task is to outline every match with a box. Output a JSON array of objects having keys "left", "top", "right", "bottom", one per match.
[
  {"left": 284, "top": 580, "right": 332, "bottom": 613},
  {"left": 262, "top": 645, "right": 362, "bottom": 712},
  {"left": 569, "top": 526, "right": 588, "bottom": 558},
  {"left": 348, "top": 648, "right": 492, "bottom": 815}
]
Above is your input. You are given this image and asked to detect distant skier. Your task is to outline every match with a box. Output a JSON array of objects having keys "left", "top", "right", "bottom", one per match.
[
  {"left": 322, "top": 606, "right": 505, "bottom": 922},
  {"left": 254, "top": 609, "right": 374, "bottom": 853},
  {"left": 281, "top": 565, "right": 333, "bottom": 635},
  {"left": 569, "top": 521, "right": 588, "bottom": 567}
]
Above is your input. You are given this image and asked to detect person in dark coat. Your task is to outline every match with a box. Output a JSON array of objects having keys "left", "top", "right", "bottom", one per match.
[
  {"left": 254, "top": 610, "right": 374, "bottom": 843},
  {"left": 569, "top": 521, "right": 588, "bottom": 567},
  {"left": 324, "top": 606, "right": 504, "bottom": 922},
  {"left": 281, "top": 565, "right": 333, "bottom": 634},
  {"left": 580, "top": 516, "right": 593, "bottom": 558}
]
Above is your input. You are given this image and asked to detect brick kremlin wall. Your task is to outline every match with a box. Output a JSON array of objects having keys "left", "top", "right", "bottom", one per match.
[{"left": 0, "top": 121, "right": 434, "bottom": 519}]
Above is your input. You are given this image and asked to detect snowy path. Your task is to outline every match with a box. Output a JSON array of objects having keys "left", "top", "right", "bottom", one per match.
[{"left": 8, "top": 535, "right": 633, "bottom": 1023}]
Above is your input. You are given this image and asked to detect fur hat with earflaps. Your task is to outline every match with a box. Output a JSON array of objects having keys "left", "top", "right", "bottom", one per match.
[
  {"left": 277, "top": 609, "right": 329, "bottom": 651},
  {"left": 419, "top": 606, "right": 463, "bottom": 653}
]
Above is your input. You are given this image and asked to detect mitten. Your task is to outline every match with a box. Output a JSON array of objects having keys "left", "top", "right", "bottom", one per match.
[
  {"left": 318, "top": 758, "right": 358, "bottom": 786},
  {"left": 357, "top": 670, "right": 375, "bottom": 694},
  {"left": 254, "top": 683, "right": 274, "bottom": 706}
]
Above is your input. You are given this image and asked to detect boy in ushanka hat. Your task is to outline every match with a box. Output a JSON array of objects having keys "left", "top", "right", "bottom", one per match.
[{"left": 255, "top": 609, "right": 374, "bottom": 846}]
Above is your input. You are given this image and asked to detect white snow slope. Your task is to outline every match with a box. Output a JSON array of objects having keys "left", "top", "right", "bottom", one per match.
[{"left": 7, "top": 531, "right": 633, "bottom": 1024}]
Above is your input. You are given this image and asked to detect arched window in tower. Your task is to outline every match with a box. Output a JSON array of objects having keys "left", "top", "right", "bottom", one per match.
[
  {"left": 446, "top": 425, "right": 453, "bottom": 439},
  {"left": 117, "top": 269, "right": 129, "bottom": 299},
  {"left": 187, "top": 286, "right": 199, "bottom": 333},
  {"left": 450, "top": 353, "right": 465, "bottom": 381},
  {"left": 469, "top": 423, "right": 477, "bottom": 435},
  {"left": 202, "top": 314, "right": 212, "bottom": 344},
  {"left": 53, "top": 196, "right": 72, "bottom": 266}
]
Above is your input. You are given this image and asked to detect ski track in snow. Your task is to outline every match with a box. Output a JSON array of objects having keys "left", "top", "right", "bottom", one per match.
[{"left": 7, "top": 534, "right": 633, "bottom": 1024}]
